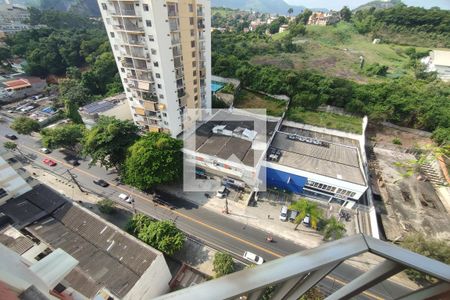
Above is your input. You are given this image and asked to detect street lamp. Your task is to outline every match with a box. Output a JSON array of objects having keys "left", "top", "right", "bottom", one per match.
[{"left": 131, "top": 198, "right": 136, "bottom": 214}]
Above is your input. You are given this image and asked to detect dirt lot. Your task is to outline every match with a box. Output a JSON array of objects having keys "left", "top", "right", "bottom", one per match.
[{"left": 367, "top": 124, "right": 450, "bottom": 242}]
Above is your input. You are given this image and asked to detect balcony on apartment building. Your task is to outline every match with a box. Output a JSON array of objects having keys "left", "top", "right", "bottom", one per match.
[
  {"left": 113, "top": 20, "right": 144, "bottom": 32},
  {"left": 172, "top": 46, "right": 182, "bottom": 57},
  {"left": 111, "top": 5, "right": 138, "bottom": 17},
  {"left": 154, "top": 234, "right": 450, "bottom": 300},
  {"left": 169, "top": 19, "right": 179, "bottom": 32},
  {"left": 197, "top": 20, "right": 205, "bottom": 30},
  {"left": 197, "top": 8, "right": 204, "bottom": 17},
  {"left": 168, "top": 4, "right": 178, "bottom": 17}
]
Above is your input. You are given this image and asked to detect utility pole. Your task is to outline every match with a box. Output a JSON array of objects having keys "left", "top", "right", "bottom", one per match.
[
  {"left": 67, "top": 169, "right": 85, "bottom": 193},
  {"left": 131, "top": 199, "right": 136, "bottom": 214},
  {"left": 224, "top": 196, "right": 229, "bottom": 214}
]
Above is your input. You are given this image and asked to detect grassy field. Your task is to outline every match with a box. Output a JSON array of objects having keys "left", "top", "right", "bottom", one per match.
[
  {"left": 252, "top": 22, "right": 433, "bottom": 82},
  {"left": 234, "top": 89, "right": 287, "bottom": 117},
  {"left": 286, "top": 108, "right": 362, "bottom": 134}
]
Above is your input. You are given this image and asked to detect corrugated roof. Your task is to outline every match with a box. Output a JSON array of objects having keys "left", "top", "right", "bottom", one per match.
[
  {"left": 0, "top": 224, "right": 34, "bottom": 255},
  {"left": 26, "top": 203, "right": 160, "bottom": 298},
  {"left": 80, "top": 100, "right": 117, "bottom": 114}
]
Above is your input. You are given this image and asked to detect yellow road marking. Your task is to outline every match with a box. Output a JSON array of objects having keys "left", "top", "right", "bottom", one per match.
[{"left": 11, "top": 140, "right": 384, "bottom": 300}]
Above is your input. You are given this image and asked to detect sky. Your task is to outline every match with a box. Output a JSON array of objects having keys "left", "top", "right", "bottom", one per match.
[{"left": 284, "top": 0, "right": 450, "bottom": 10}]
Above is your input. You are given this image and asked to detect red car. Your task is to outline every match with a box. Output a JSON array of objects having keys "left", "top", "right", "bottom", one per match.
[{"left": 43, "top": 158, "right": 57, "bottom": 167}]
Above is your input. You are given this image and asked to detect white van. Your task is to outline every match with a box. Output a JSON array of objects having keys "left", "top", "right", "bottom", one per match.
[{"left": 279, "top": 206, "right": 288, "bottom": 221}]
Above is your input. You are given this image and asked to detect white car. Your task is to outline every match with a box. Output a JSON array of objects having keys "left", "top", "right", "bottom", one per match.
[
  {"left": 40, "top": 147, "right": 51, "bottom": 154},
  {"left": 243, "top": 251, "right": 264, "bottom": 265},
  {"left": 119, "top": 193, "right": 133, "bottom": 203}
]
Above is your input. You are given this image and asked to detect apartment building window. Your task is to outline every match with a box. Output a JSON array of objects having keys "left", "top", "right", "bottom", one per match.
[
  {"left": 163, "top": 112, "right": 167, "bottom": 117},
  {"left": 106, "top": 18, "right": 111, "bottom": 25},
  {"left": 164, "top": 121, "right": 169, "bottom": 125},
  {"left": 193, "top": 70, "right": 196, "bottom": 76},
  {"left": 155, "top": 73, "right": 161, "bottom": 78},
  {"left": 191, "top": 40, "right": 195, "bottom": 48},
  {"left": 157, "top": 84, "right": 162, "bottom": 89},
  {"left": 194, "top": 95, "right": 198, "bottom": 101},
  {"left": 110, "top": 32, "right": 115, "bottom": 38},
  {"left": 189, "top": 17, "right": 194, "bottom": 25},
  {"left": 153, "top": 62, "right": 159, "bottom": 67},
  {"left": 188, "top": 4, "right": 193, "bottom": 12},
  {"left": 101, "top": 3, "right": 107, "bottom": 10},
  {"left": 194, "top": 87, "right": 198, "bottom": 93},
  {"left": 151, "top": 49, "right": 157, "bottom": 55},
  {"left": 121, "top": 68, "right": 125, "bottom": 73},
  {"left": 143, "top": 4, "right": 149, "bottom": 11},
  {"left": 190, "top": 29, "right": 194, "bottom": 36},
  {"left": 192, "top": 51, "right": 196, "bottom": 58},
  {"left": 114, "top": 45, "right": 119, "bottom": 50},
  {"left": 148, "top": 35, "right": 154, "bottom": 41},
  {"left": 192, "top": 61, "right": 196, "bottom": 67},
  {"left": 146, "top": 20, "right": 152, "bottom": 27},
  {"left": 194, "top": 79, "right": 197, "bottom": 85},
  {"left": 159, "top": 94, "right": 164, "bottom": 99}
]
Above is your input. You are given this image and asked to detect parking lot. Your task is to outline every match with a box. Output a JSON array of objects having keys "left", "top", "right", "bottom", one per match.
[{"left": 1, "top": 94, "right": 59, "bottom": 125}]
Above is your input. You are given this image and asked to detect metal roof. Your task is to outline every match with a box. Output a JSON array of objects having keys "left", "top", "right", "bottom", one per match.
[
  {"left": 80, "top": 100, "right": 117, "bottom": 115},
  {"left": 26, "top": 202, "right": 161, "bottom": 298}
]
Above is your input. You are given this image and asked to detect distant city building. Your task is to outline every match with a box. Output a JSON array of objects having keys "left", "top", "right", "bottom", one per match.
[
  {"left": 97, "top": 0, "right": 212, "bottom": 137},
  {"left": 421, "top": 50, "right": 450, "bottom": 82},
  {"left": 278, "top": 24, "right": 289, "bottom": 33},
  {"left": 0, "top": 150, "right": 32, "bottom": 205},
  {"left": 0, "top": 3, "right": 31, "bottom": 34},
  {"left": 79, "top": 93, "right": 133, "bottom": 128},
  {"left": 307, "top": 11, "right": 340, "bottom": 26}
]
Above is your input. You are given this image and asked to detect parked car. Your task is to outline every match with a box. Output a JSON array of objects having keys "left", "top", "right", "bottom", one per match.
[
  {"left": 243, "top": 251, "right": 264, "bottom": 265},
  {"left": 289, "top": 210, "right": 299, "bottom": 222},
  {"left": 119, "top": 193, "right": 133, "bottom": 203},
  {"left": 279, "top": 205, "right": 288, "bottom": 222},
  {"left": 5, "top": 134, "right": 17, "bottom": 140},
  {"left": 93, "top": 179, "right": 109, "bottom": 187},
  {"left": 216, "top": 186, "right": 229, "bottom": 198},
  {"left": 43, "top": 158, "right": 57, "bottom": 166},
  {"left": 40, "top": 148, "right": 51, "bottom": 154},
  {"left": 303, "top": 214, "right": 311, "bottom": 227}
]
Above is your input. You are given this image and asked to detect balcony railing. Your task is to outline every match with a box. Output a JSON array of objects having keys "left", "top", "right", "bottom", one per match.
[{"left": 154, "top": 234, "right": 450, "bottom": 300}]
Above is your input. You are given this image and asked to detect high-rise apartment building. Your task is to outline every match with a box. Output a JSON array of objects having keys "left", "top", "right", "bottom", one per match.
[{"left": 97, "top": 0, "right": 211, "bottom": 137}]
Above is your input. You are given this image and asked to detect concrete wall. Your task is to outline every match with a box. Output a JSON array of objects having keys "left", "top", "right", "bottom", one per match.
[{"left": 124, "top": 254, "right": 171, "bottom": 300}]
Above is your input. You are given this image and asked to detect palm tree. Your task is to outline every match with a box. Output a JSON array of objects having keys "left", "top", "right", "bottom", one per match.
[
  {"left": 288, "top": 8, "right": 294, "bottom": 17},
  {"left": 321, "top": 216, "right": 346, "bottom": 241},
  {"left": 289, "top": 198, "right": 322, "bottom": 230}
]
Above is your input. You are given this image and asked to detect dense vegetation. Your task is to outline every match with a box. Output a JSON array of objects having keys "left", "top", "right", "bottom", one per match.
[
  {"left": 353, "top": 5, "right": 450, "bottom": 47},
  {"left": 211, "top": 10, "right": 450, "bottom": 143},
  {"left": 5, "top": 9, "right": 121, "bottom": 99}
]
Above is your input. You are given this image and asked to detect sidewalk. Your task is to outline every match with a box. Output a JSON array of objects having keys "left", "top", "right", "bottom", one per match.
[{"left": 161, "top": 184, "right": 420, "bottom": 290}]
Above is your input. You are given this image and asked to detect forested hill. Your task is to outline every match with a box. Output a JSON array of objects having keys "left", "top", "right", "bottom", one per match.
[
  {"left": 15, "top": 0, "right": 100, "bottom": 16},
  {"left": 353, "top": 5, "right": 450, "bottom": 47},
  {"left": 354, "top": 0, "right": 402, "bottom": 11}
]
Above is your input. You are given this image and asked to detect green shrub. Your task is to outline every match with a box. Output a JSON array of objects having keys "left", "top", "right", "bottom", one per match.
[
  {"left": 97, "top": 199, "right": 116, "bottom": 214},
  {"left": 392, "top": 138, "right": 402, "bottom": 145}
]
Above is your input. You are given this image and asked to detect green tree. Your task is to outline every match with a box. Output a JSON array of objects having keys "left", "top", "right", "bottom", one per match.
[
  {"left": 295, "top": 9, "right": 312, "bottom": 25},
  {"left": 66, "top": 66, "right": 81, "bottom": 80},
  {"left": 41, "top": 124, "right": 85, "bottom": 152},
  {"left": 3, "top": 141, "right": 17, "bottom": 151},
  {"left": 289, "top": 199, "right": 322, "bottom": 230},
  {"left": 97, "top": 199, "right": 116, "bottom": 214},
  {"left": 126, "top": 214, "right": 153, "bottom": 235},
  {"left": 0, "top": 47, "right": 11, "bottom": 65},
  {"left": 64, "top": 100, "right": 83, "bottom": 124},
  {"left": 432, "top": 127, "right": 450, "bottom": 145},
  {"left": 213, "top": 252, "right": 235, "bottom": 278},
  {"left": 401, "top": 234, "right": 450, "bottom": 285},
  {"left": 321, "top": 216, "right": 346, "bottom": 241},
  {"left": 82, "top": 116, "right": 139, "bottom": 170},
  {"left": 59, "top": 78, "right": 92, "bottom": 106},
  {"left": 138, "top": 220, "right": 185, "bottom": 255},
  {"left": 123, "top": 132, "right": 183, "bottom": 190},
  {"left": 10, "top": 116, "right": 40, "bottom": 135},
  {"left": 340, "top": 6, "right": 352, "bottom": 22},
  {"left": 287, "top": 8, "right": 294, "bottom": 17}
]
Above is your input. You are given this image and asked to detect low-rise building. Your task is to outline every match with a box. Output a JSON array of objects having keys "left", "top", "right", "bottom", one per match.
[
  {"left": 0, "top": 150, "right": 32, "bottom": 205},
  {"left": 0, "top": 76, "right": 47, "bottom": 102},
  {"left": 307, "top": 11, "right": 340, "bottom": 26},
  {"left": 262, "top": 120, "right": 368, "bottom": 207},
  {"left": 0, "top": 184, "right": 172, "bottom": 299},
  {"left": 421, "top": 50, "right": 450, "bottom": 81},
  {"left": 278, "top": 24, "right": 289, "bottom": 33},
  {"left": 79, "top": 93, "right": 133, "bottom": 128}
]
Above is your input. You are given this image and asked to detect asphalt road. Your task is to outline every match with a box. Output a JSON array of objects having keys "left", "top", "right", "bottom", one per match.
[{"left": 0, "top": 115, "right": 412, "bottom": 299}]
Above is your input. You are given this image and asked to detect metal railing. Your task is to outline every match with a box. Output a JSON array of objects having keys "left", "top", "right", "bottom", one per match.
[{"left": 154, "top": 234, "right": 450, "bottom": 300}]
